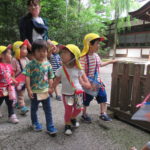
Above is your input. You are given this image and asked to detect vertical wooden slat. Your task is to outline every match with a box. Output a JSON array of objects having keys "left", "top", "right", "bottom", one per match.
[
  {"left": 130, "top": 64, "right": 143, "bottom": 114},
  {"left": 119, "top": 63, "right": 130, "bottom": 111},
  {"left": 110, "top": 63, "right": 119, "bottom": 107}
]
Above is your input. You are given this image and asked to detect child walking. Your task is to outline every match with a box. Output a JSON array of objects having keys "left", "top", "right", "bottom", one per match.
[
  {"left": 12, "top": 40, "right": 30, "bottom": 115},
  {"left": 23, "top": 39, "right": 57, "bottom": 135},
  {"left": 80, "top": 33, "right": 117, "bottom": 122},
  {"left": 0, "top": 45, "right": 19, "bottom": 123},
  {"left": 48, "top": 41, "right": 62, "bottom": 101},
  {"left": 53, "top": 44, "right": 91, "bottom": 135}
]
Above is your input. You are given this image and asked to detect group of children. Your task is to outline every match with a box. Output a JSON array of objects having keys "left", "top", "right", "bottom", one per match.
[{"left": 0, "top": 33, "right": 117, "bottom": 136}]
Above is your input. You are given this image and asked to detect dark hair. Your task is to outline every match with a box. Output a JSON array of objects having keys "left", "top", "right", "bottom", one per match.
[
  {"left": 27, "top": 0, "right": 40, "bottom": 6},
  {"left": 90, "top": 38, "right": 100, "bottom": 45},
  {"left": 32, "top": 39, "right": 48, "bottom": 53}
]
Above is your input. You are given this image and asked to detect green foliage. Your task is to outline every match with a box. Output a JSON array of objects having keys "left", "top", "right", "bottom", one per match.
[{"left": 0, "top": 0, "right": 109, "bottom": 50}]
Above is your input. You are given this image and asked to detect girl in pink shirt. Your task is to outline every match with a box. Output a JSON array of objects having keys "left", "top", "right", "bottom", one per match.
[{"left": 0, "top": 45, "right": 19, "bottom": 124}]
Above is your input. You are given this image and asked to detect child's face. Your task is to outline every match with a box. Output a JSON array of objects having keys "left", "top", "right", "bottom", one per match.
[
  {"left": 28, "top": 3, "right": 41, "bottom": 17},
  {"left": 20, "top": 45, "right": 28, "bottom": 58},
  {"left": 34, "top": 48, "right": 47, "bottom": 62},
  {"left": 60, "top": 49, "right": 73, "bottom": 65},
  {"left": 2, "top": 49, "right": 12, "bottom": 63},
  {"left": 53, "top": 47, "right": 59, "bottom": 54},
  {"left": 89, "top": 40, "right": 100, "bottom": 53}
]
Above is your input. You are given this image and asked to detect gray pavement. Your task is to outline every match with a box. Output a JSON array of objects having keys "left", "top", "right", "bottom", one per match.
[{"left": 0, "top": 63, "right": 149, "bottom": 150}]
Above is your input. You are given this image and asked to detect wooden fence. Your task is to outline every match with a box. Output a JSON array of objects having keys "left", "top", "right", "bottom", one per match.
[{"left": 110, "top": 61, "right": 150, "bottom": 132}]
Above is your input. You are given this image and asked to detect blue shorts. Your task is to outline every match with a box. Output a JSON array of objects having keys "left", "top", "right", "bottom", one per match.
[{"left": 83, "top": 88, "right": 107, "bottom": 106}]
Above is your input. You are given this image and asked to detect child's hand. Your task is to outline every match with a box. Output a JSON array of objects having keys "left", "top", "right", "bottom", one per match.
[
  {"left": 48, "top": 87, "right": 54, "bottom": 94},
  {"left": 28, "top": 90, "right": 34, "bottom": 99},
  {"left": 111, "top": 59, "right": 118, "bottom": 63}
]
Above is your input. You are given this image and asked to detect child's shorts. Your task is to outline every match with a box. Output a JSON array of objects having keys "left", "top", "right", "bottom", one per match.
[{"left": 83, "top": 88, "right": 107, "bottom": 106}]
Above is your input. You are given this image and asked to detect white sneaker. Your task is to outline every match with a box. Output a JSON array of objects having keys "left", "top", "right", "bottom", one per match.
[
  {"left": 9, "top": 114, "right": 19, "bottom": 124},
  {"left": 64, "top": 125, "right": 72, "bottom": 135},
  {"left": 39, "top": 102, "right": 42, "bottom": 107}
]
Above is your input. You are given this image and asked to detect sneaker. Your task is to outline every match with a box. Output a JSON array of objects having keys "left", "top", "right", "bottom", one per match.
[
  {"left": 99, "top": 114, "right": 112, "bottom": 122},
  {"left": 20, "top": 106, "right": 29, "bottom": 115},
  {"left": 71, "top": 119, "right": 80, "bottom": 128},
  {"left": 47, "top": 126, "right": 57, "bottom": 135},
  {"left": 32, "top": 122, "right": 43, "bottom": 131},
  {"left": 50, "top": 94, "right": 53, "bottom": 98},
  {"left": 8, "top": 114, "right": 19, "bottom": 124},
  {"left": 64, "top": 125, "right": 72, "bottom": 135},
  {"left": 81, "top": 114, "right": 92, "bottom": 123},
  {"left": 56, "top": 95, "right": 61, "bottom": 101}
]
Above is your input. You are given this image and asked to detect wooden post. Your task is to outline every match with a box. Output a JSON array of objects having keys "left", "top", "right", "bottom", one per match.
[
  {"left": 110, "top": 63, "right": 119, "bottom": 107},
  {"left": 131, "top": 64, "right": 144, "bottom": 114},
  {"left": 144, "top": 65, "right": 150, "bottom": 99},
  {"left": 119, "top": 63, "right": 130, "bottom": 111}
]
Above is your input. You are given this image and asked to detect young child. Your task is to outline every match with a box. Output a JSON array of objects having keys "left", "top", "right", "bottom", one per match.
[
  {"left": 80, "top": 33, "right": 117, "bottom": 122},
  {"left": 48, "top": 41, "right": 62, "bottom": 101},
  {"left": 0, "top": 45, "right": 19, "bottom": 123},
  {"left": 52, "top": 44, "right": 91, "bottom": 135},
  {"left": 23, "top": 39, "right": 57, "bottom": 135},
  {"left": 12, "top": 40, "right": 30, "bottom": 115}
]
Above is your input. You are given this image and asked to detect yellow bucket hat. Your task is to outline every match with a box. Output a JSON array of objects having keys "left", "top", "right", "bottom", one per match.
[
  {"left": 51, "top": 41, "right": 59, "bottom": 46},
  {"left": 0, "top": 44, "right": 12, "bottom": 55},
  {"left": 13, "top": 40, "right": 28, "bottom": 59},
  {"left": 62, "top": 44, "right": 82, "bottom": 70},
  {"left": 81, "top": 33, "right": 104, "bottom": 57}
]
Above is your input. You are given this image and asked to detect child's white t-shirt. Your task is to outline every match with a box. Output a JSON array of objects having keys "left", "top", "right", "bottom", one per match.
[{"left": 55, "top": 66, "right": 84, "bottom": 95}]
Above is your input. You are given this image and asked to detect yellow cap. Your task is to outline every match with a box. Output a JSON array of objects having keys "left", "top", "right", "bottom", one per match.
[
  {"left": 81, "top": 33, "right": 104, "bottom": 57},
  {"left": 64, "top": 44, "right": 82, "bottom": 70},
  {"left": 13, "top": 40, "right": 28, "bottom": 59},
  {"left": 51, "top": 41, "right": 59, "bottom": 46},
  {"left": 0, "top": 46, "right": 7, "bottom": 55}
]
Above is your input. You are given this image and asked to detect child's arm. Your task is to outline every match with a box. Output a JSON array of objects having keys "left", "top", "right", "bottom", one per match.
[
  {"left": 100, "top": 59, "right": 118, "bottom": 67},
  {"left": 79, "top": 73, "right": 91, "bottom": 89},
  {"left": 26, "top": 76, "right": 33, "bottom": 99},
  {"left": 48, "top": 79, "right": 54, "bottom": 94},
  {"left": 52, "top": 77, "right": 61, "bottom": 90}
]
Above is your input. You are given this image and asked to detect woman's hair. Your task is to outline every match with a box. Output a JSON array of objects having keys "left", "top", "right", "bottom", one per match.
[
  {"left": 27, "top": 0, "right": 40, "bottom": 6},
  {"left": 32, "top": 39, "right": 48, "bottom": 53},
  {"left": 90, "top": 38, "right": 100, "bottom": 45}
]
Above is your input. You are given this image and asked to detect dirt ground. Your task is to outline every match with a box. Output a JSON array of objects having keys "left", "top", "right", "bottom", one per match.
[{"left": 0, "top": 64, "right": 149, "bottom": 150}]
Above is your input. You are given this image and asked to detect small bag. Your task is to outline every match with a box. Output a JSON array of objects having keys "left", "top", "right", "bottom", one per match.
[
  {"left": 131, "top": 93, "right": 150, "bottom": 122},
  {"left": 0, "top": 87, "right": 8, "bottom": 97},
  {"left": 8, "top": 85, "right": 17, "bottom": 101},
  {"left": 63, "top": 66, "right": 84, "bottom": 109},
  {"left": 83, "top": 55, "right": 104, "bottom": 97}
]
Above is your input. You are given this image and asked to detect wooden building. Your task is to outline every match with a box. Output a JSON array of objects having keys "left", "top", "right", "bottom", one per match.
[{"left": 108, "top": 1, "right": 150, "bottom": 58}]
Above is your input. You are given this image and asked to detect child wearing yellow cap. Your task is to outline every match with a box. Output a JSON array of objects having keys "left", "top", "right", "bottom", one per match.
[
  {"left": 0, "top": 45, "right": 19, "bottom": 124},
  {"left": 52, "top": 44, "right": 91, "bottom": 135},
  {"left": 11, "top": 40, "right": 30, "bottom": 115},
  {"left": 48, "top": 41, "right": 62, "bottom": 101},
  {"left": 80, "top": 33, "right": 117, "bottom": 122}
]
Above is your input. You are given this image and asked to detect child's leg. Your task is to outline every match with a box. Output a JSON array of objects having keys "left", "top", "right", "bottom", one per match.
[
  {"left": 31, "top": 96, "right": 40, "bottom": 125},
  {"left": 17, "top": 90, "right": 25, "bottom": 107},
  {"left": 100, "top": 103, "right": 107, "bottom": 114},
  {"left": 54, "top": 86, "right": 61, "bottom": 101},
  {"left": 62, "top": 95, "right": 73, "bottom": 125},
  {"left": 4, "top": 96, "right": 14, "bottom": 117},
  {"left": 42, "top": 97, "right": 54, "bottom": 129},
  {"left": 0, "top": 97, "right": 5, "bottom": 117},
  {"left": 71, "top": 106, "right": 81, "bottom": 119}
]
